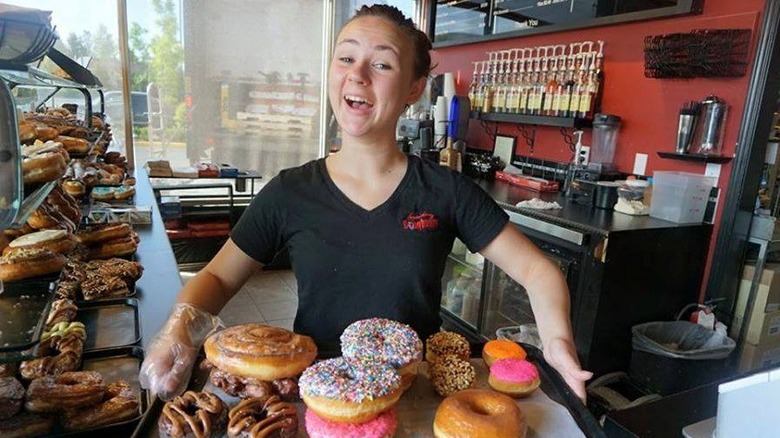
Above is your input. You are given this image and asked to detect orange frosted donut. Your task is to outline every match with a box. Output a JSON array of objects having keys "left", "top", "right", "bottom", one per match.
[
  {"left": 204, "top": 324, "right": 317, "bottom": 381},
  {"left": 340, "top": 318, "right": 422, "bottom": 391},
  {"left": 433, "top": 389, "right": 526, "bottom": 438},
  {"left": 299, "top": 358, "right": 401, "bottom": 424},
  {"left": 482, "top": 340, "right": 527, "bottom": 368},
  {"left": 425, "top": 332, "right": 470, "bottom": 365},
  {"left": 488, "top": 359, "right": 541, "bottom": 398}
]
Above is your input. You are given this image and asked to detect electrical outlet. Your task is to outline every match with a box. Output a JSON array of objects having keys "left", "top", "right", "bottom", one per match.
[{"left": 579, "top": 145, "right": 590, "bottom": 166}]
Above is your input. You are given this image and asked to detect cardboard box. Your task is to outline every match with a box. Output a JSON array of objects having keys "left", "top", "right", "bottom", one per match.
[
  {"left": 731, "top": 285, "right": 780, "bottom": 346},
  {"left": 742, "top": 263, "right": 780, "bottom": 313},
  {"left": 739, "top": 338, "right": 780, "bottom": 372}
]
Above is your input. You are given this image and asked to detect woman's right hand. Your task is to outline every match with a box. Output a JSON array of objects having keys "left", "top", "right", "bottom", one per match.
[{"left": 139, "top": 303, "right": 222, "bottom": 400}]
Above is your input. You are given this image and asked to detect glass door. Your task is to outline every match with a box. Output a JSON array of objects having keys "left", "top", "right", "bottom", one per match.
[
  {"left": 480, "top": 249, "right": 574, "bottom": 339},
  {"left": 440, "top": 239, "right": 485, "bottom": 329}
]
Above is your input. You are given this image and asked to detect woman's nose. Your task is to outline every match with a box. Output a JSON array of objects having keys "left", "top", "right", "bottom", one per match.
[{"left": 347, "top": 62, "right": 370, "bottom": 85}]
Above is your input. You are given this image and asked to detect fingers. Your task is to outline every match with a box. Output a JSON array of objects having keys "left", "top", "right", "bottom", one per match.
[{"left": 139, "top": 344, "right": 197, "bottom": 401}]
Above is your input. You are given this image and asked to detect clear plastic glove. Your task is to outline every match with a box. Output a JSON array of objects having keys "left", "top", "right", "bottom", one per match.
[{"left": 139, "top": 303, "right": 223, "bottom": 400}]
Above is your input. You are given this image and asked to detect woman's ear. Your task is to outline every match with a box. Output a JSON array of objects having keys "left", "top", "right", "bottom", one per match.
[{"left": 406, "top": 76, "right": 427, "bottom": 105}]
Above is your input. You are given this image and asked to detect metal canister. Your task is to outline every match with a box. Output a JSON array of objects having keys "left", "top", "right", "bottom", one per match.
[{"left": 697, "top": 95, "right": 727, "bottom": 154}]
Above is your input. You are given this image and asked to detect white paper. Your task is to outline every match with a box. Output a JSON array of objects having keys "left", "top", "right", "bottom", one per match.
[{"left": 633, "top": 153, "right": 648, "bottom": 176}]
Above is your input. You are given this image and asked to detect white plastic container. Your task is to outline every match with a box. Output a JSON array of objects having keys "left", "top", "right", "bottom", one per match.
[{"left": 649, "top": 171, "right": 715, "bottom": 223}]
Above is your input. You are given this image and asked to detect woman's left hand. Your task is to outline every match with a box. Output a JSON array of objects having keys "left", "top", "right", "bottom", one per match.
[{"left": 544, "top": 337, "right": 593, "bottom": 404}]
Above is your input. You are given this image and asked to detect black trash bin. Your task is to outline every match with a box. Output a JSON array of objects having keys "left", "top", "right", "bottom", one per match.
[{"left": 628, "top": 321, "right": 736, "bottom": 396}]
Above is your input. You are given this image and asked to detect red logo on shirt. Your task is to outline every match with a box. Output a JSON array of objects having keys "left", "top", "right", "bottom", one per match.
[{"left": 402, "top": 212, "right": 439, "bottom": 231}]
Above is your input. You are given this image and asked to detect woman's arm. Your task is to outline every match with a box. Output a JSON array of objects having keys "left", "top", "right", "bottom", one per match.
[
  {"left": 480, "top": 223, "right": 593, "bottom": 401},
  {"left": 176, "top": 238, "right": 263, "bottom": 314}
]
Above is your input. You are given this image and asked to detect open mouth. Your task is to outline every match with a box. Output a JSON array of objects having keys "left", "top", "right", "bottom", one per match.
[{"left": 344, "top": 95, "right": 374, "bottom": 110}]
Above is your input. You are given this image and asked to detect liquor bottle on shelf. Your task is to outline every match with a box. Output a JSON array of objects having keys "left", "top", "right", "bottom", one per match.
[
  {"left": 577, "top": 42, "right": 595, "bottom": 119},
  {"left": 468, "top": 61, "right": 480, "bottom": 112},
  {"left": 492, "top": 50, "right": 510, "bottom": 113},
  {"left": 560, "top": 43, "right": 577, "bottom": 118},
  {"left": 506, "top": 49, "right": 521, "bottom": 114},
  {"left": 481, "top": 53, "right": 498, "bottom": 113},
  {"left": 518, "top": 50, "right": 532, "bottom": 114},
  {"left": 544, "top": 48, "right": 563, "bottom": 117}
]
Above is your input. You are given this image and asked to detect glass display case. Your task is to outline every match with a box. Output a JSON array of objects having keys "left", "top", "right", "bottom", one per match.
[{"left": 440, "top": 238, "right": 485, "bottom": 330}]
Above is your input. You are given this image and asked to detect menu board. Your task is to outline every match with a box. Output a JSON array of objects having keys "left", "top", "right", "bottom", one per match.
[{"left": 432, "top": 0, "right": 702, "bottom": 46}]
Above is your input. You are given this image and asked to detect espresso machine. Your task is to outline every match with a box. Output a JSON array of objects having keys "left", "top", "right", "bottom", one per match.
[{"left": 397, "top": 117, "right": 433, "bottom": 157}]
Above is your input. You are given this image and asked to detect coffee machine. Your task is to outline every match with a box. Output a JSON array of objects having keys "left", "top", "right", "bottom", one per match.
[{"left": 397, "top": 118, "right": 433, "bottom": 157}]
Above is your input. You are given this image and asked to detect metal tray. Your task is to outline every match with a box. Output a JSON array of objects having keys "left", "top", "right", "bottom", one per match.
[
  {"left": 0, "top": 279, "right": 55, "bottom": 357},
  {"left": 133, "top": 343, "right": 605, "bottom": 438},
  {"left": 77, "top": 298, "right": 141, "bottom": 351},
  {"left": 55, "top": 346, "right": 150, "bottom": 437}
]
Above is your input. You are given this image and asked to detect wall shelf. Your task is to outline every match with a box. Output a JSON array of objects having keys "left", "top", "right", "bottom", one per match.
[
  {"left": 470, "top": 111, "right": 593, "bottom": 129},
  {"left": 657, "top": 151, "right": 733, "bottom": 163}
]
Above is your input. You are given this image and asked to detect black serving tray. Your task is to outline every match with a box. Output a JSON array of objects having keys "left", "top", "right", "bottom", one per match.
[
  {"left": 0, "top": 279, "right": 56, "bottom": 357},
  {"left": 77, "top": 298, "right": 141, "bottom": 351},
  {"left": 58, "top": 346, "right": 150, "bottom": 437}
]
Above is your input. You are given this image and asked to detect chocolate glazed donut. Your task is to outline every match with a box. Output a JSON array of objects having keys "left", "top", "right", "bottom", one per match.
[
  {"left": 159, "top": 391, "right": 227, "bottom": 438},
  {"left": 227, "top": 395, "right": 297, "bottom": 438}
]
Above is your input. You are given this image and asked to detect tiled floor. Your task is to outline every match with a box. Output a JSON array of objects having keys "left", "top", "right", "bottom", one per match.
[{"left": 181, "top": 269, "right": 297, "bottom": 330}]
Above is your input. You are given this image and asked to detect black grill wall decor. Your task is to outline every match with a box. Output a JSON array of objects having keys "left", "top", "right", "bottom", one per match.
[{"left": 644, "top": 29, "right": 752, "bottom": 79}]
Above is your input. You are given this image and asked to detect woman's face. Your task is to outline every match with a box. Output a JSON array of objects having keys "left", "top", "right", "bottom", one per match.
[{"left": 329, "top": 16, "right": 425, "bottom": 142}]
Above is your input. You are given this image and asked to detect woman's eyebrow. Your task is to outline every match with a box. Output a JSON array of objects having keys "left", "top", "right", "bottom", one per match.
[{"left": 336, "top": 38, "right": 399, "bottom": 57}]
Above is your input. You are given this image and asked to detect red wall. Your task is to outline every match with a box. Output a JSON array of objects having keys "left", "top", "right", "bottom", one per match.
[{"left": 432, "top": 0, "right": 766, "bottom": 294}]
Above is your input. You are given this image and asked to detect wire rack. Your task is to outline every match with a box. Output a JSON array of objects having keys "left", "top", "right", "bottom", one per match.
[
  {"left": 644, "top": 29, "right": 751, "bottom": 79},
  {"left": 0, "top": 17, "right": 58, "bottom": 65}
]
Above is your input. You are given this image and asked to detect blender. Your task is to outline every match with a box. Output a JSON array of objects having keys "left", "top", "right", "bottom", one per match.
[{"left": 589, "top": 113, "right": 621, "bottom": 173}]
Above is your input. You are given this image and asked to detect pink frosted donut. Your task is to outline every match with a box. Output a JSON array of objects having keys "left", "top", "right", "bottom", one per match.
[
  {"left": 305, "top": 407, "right": 397, "bottom": 438},
  {"left": 488, "top": 358, "right": 541, "bottom": 398},
  {"left": 340, "top": 318, "right": 422, "bottom": 391}
]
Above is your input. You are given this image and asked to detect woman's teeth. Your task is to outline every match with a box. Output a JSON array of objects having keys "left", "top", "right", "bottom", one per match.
[{"left": 345, "top": 95, "right": 373, "bottom": 109}]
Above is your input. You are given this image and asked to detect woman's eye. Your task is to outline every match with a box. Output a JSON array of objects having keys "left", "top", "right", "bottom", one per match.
[
  {"left": 373, "top": 63, "right": 391, "bottom": 70},
  {"left": 338, "top": 56, "right": 353, "bottom": 63}
]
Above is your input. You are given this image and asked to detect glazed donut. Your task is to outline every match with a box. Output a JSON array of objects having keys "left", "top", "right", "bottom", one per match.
[
  {"left": 158, "top": 390, "right": 228, "bottom": 438},
  {"left": 340, "top": 318, "right": 422, "bottom": 391},
  {"left": 87, "top": 235, "right": 138, "bottom": 260},
  {"left": 34, "top": 124, "right": 59, "bottom": 142},
  {"left": 429, "top": 355, "right": 476, "bottom": 397},
  {"left": 61, "top": 380, "right": 139, "bottom": 431},
  {"left": 48, "top": 184, "right": 82, "bottom": 224},
  {"left": 299, "top": 357, "right": 401, "bottom": 424},
  {"left": 25, "top": 370, "right": 105, "bottom": 413},
  {"left": 22, "top": 151, "right": 67, "bottom": 184},
  {"left": 204, "top": 324, "right": 317, "bottom": 381},
  {"left": 55, "top": 135, "right": 90, "bottom": 154},
  {"left": 80, "top": 275, "right": 130, "bottom": 300},
  {"left": 76, "top": 223, "right": 133, "bottom": 245},
  {"left": 45, "top": 298, "right": 78, "bottom": 329},
  {"left": 18, "top": 121, "right": 36, "bottom": 143},
  {"left": 0, "top": 248, "right": 66, "bottom": 282},
  {"left": 488, "top": 359, "right": 541, "bottom": 398},
  {"left": 433, "top": 389, "right": 526, "bottom": 438},
  {"left": 482, "top": 340, "right": 527, "bottom": 368},
  {"left": 4, "top": 229, "right": 77, "bottom": 256},
  {"left": 227, "top": 395, "right": 297, "bottom": 438},
  {"left": 305, "top": 407, "right": 397, "bottom": 438},
  {"left": 0, "top": 412, "right": 56, "bottom": 438},
  {"left": 0, "top": 377, "right": 24, "bottom": 420},
  {"left": 425, "top": 332, "right": 470, "bottom": 365},
  {"left": 62, "top": 179, "right": 86, "bottom": 197}
]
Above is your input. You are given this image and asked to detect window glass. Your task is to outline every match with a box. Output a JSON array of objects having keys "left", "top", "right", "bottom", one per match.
[{"left": 126, "top": 0, "right": 325, "bottom": 180}]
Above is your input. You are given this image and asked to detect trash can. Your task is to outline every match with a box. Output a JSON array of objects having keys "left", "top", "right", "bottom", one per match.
[{"left": 628, "top": 321, "right": 736, "bottom": 396}]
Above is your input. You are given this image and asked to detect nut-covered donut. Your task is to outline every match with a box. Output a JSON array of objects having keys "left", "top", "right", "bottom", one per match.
[
  {"left": 25, "top": 370, "right": 105, "bottom": 413},
  {"left": 227, "top": 395, "right": 297, "bottom": 438},
  {"left": 204, "top": 324, "right": 317, "bottom": 381},
  {"left": 430, "top": 355, "right": 476, "bottom": 397},
  {"left": 158, "top": 390, "right": 228, "bottom": 438},
  {"left": 425, "top": 331, "right": 471, "bottom": 365},
  {"left": 0, "top": 377, "right": 24, "bottom": 420}
]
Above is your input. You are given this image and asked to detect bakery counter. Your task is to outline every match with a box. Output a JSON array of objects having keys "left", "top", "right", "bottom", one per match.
[
  {"left": 474, "top": 179, "right": 707, "bottom": 235},
  {"left": 132, "top": 167, "right": 183, "bottom": 349}
]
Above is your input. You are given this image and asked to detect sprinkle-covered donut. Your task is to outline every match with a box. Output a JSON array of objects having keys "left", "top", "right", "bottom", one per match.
[
  {"left": 299, "top": 358, "right": 401, "bottom": 424},
  {"left": 340, "top": 318, "right": 422, "bottom": 391}
]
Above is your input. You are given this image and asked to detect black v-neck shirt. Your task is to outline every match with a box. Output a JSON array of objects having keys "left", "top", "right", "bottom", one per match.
[{"left": 231, "top": 155, "right": 508, "bottom": 354}]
